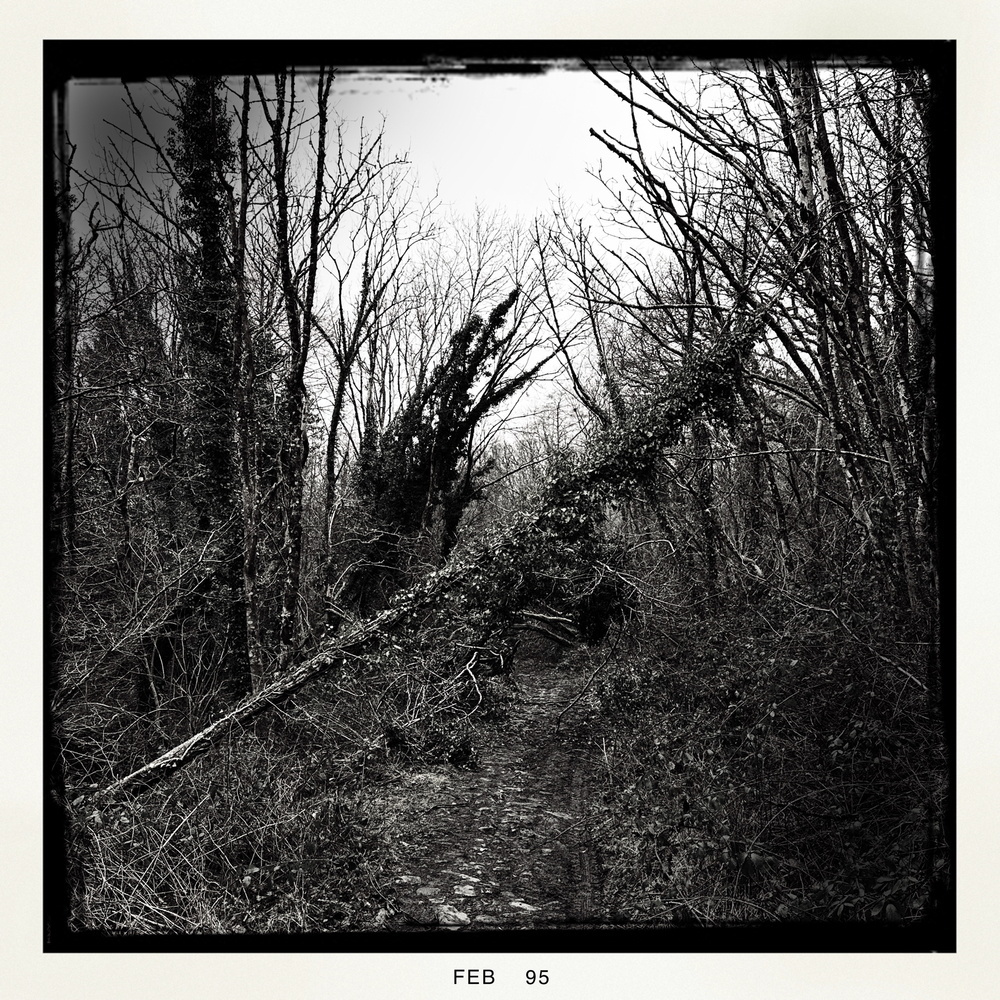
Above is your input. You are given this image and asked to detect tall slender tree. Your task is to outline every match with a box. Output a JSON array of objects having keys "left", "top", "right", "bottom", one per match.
[{"left": 166, "top": 76, "right": 248, "bottom": 694}]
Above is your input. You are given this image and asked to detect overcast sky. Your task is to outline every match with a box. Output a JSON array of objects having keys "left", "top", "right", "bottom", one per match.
[
  {"left": 66, "top": 65, "right": 645, "bottom": 237},
  {"left": 328, "top": 67, "right": 630, "bottom": 223}
]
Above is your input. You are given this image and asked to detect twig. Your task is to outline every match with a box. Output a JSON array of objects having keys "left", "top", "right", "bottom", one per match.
[
  {"left": 538, "top": 816, "right": 588, "bottom": 845},
  {"left": 556, "top": 649, "right": 612, "bottom": 729},
  {"left": 784, "top": 593, "right": 928, "bottom": 692}
]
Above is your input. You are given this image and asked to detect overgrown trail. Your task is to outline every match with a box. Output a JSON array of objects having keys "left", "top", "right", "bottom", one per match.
[{"left": 370, "top": 657, "right": 611, "bottom": 930}]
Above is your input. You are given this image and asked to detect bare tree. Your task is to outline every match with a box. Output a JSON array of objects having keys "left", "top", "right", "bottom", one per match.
[
  {"left": 315, "top": 167, "right": 436, "bottom": 538},
  {"left": 324, "top": 210, "right": 560, "bottom": 624},
  {"left": 251, "top": 69, "right": 406, "bottom": 656},
  {"left": 581, "top": 57, "right": 936, "bottom": 617}
]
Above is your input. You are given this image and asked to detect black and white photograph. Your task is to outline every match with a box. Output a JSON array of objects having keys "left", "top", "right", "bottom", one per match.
[{"left": 44, "top": 41, "right": 953, "bottom": 954}]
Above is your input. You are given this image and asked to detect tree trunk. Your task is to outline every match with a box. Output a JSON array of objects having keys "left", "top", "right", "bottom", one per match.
[
  {"left": 232, "top": 77, "right": 264, "bottom": 687},
  {"left": 279, "top": 395, "right": 306, "bottom": 651},
  {"left": 258, "top": 68, "right": 334, "bottom": 657}
]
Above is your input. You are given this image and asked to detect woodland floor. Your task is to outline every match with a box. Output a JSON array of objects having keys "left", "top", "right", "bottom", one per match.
[{"left": 365, "top": 658, "right": 612, "bottom": 931}]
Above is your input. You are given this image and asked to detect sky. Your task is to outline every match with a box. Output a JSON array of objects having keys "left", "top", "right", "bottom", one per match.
[
  {"left": 327, "top": 67, "right": 630, "bottom": 223},
  {"left": 66, "top": 65, "right": 638, "bottom": 236}
]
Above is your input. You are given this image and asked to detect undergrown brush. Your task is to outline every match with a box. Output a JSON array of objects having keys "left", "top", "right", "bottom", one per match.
[
  {"left": 64, "top": 688, "right": 397, "bottom": 932},
  {"left": 58, "top": 617, "right": 520, "bottom": 933},
  {"left": 344, "top": 613, "right": 520, "bottom": 771},
  {"left": 591, "top": 593, "right": 949, "bottom": 927}
]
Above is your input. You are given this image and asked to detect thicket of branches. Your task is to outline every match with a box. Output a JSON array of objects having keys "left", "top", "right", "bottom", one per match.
[{"left": 48, "top": 57, "right": 948, "bottom": 935}]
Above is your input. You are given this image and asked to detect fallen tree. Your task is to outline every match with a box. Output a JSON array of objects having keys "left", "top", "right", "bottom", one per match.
[
  {"left": 85, "top": 605, "right": 406, "bottom": 804},
  {"left": 82, "top": 327, "right": 754, "bottom": 805}
]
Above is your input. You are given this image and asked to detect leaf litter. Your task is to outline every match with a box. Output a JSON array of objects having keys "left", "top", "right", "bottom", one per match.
[{"left": 367, "top": 657, "right": 606, "bottom": 930}]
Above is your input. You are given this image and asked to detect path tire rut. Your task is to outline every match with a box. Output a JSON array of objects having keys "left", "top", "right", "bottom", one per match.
[{"left": 369, "top": 656, "right": 610, "bottom": 931}]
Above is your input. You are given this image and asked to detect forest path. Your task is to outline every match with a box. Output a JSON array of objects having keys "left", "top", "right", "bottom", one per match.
[{"left": 368, "top": 657, "right": 611, "bottom": 931}]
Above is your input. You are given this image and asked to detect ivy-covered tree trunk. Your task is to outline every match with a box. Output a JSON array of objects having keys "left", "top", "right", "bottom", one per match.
[
  {"left": 168, "top": 76, "right": 249, "bottom": 696},
  {"left": 53, "top": 91, "right": 77, "bottom": 569},
  {"left": 332, "top": 287, "right": 544, "bottom": 623},
  {"left": 691, "top": 419, "right": 720, "bottom": 600}
]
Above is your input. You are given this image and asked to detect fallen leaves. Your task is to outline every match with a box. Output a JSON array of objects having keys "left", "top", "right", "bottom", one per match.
[{"left": 436, "top": 904, "right": 470, "bottom": 927}]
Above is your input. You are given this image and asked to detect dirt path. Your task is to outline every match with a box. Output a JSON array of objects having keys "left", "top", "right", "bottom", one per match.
[{"left": 369, "top": 657, "right": 610, "bottom": 930}]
